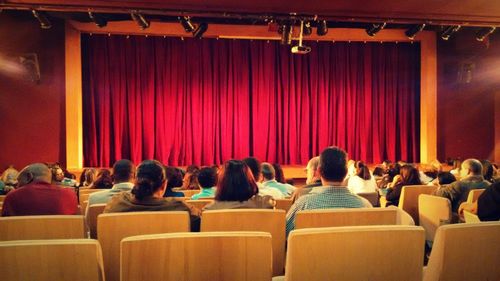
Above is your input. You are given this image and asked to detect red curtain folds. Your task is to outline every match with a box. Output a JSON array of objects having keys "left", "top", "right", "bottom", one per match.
[{"left": 82, "top": 35, "right": 420, "bottom": 167}]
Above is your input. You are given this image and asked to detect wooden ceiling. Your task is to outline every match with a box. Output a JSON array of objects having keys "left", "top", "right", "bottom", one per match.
[{"left": 2, "top": 0, "right": 500, "bottom": 26}]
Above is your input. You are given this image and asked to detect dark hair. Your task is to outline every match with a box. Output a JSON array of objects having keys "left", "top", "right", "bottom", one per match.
[
  {"left": 112, "top": 159, "right": 135, "bottom": 183},
  {"left": 399, "top": 165, "right": 422, "bottom": 185},
  {"left": 355, "top": 161, "right": 371, "bottom": 180},
  {"left": 197, "top": 167, "right": 217, "bottom": 188},
  {"left": 437, "top": 172, "right": 456, "bottom": 185},
  {"left": 242, "top": 157, "right": 261, "bottom": 181},
  {"left": 186, "top": 165, "right": 200, "bottom": 174},
  {"left": 78, "top": 168, "right": 97, "bottom": 187},
  {"left": 373, "top": 167, "right": 385, "bottom": 177},
  {"left": 481, "top": 160, "right": 494, "bottom": 182},
  {"left": 319, "top": 147, "right": 348, "bottom": 181},
  {"left": 273, "top": 163, "right": 286, "bottom": 183},
  {"left": 165, "top": 167, "right": 183, "bottom": 189},
  {"left": 132, "top": 160, "right": 166, "bottom": 200},
  {"left": 93, "top": 169, "right": 113, "bottom": 189},
  {"left": 216, "top": 160, "right": 258, "bottom": 201},
  {"left": 261, "top": 163, "right": 275, "bottom": 181}
]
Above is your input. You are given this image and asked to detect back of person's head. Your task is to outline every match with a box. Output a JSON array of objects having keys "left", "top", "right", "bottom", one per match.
[
  {"left": 48, "top": 163, "right": 65, "bottom": 183},
  {"left": 373, "top": 166, "right": 385, "bottom": 177},
  {"left": 132, "top": 160, "right": 166, "bottom": 200},
  {"left": 461, "top": 159, "right": 483, "bottom": 177},
  {"left": 93, "top": 169, "right": 113, "bottom": 189},
  {"left": 216, "top": 160, "right": 258, "bottom": 201},
  {"left": 399, "top": 164, "right": 422, "bottom": 185},
  {"left": 17, "top": 163, "right": 52, "bottom": 187},
  {"left": 261, "top": 162, "right": 276, "bottom": 181},
  {"left": 272, "top": 163, "right": 286, "bottom": 183},
  {"left": 197, "top": 167, "right": 217, "bottom": 188},
  {"left": 306, "top": 156, "right": 320, "bottom": 184},
  {"left": 437, "top": 171, "right": 457, "bottom": 185},
  {"left": 355, "top": 161, "right": 371, "bottom": 180},
  {"left": 242, "top": 157, "right": 261, "bottom": 181},
  {"left": 165, "top": 166, "right": 183, "bottom": 189},
  {"left": 112, "top": 159, "right": 135, "bottom": 183},
  {"left": 318, "top": 147, "right": 348, "bottom": 182},
  {"left": 480, "top": 160, "right": 494, "bottom": 182},
  {"left": 79, "top": 168, "right": 97, "bottom": 187}
]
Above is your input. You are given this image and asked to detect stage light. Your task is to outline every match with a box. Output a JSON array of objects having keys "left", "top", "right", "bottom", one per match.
[
  {"left": 440, "top": 25, "right": 461, "bottom": 40},
  {"left": 366, "top": 23, "right": 386, "bottom": 37},
  {"left": 405, "top": 24, "right": 425, "bottom": 39},
  {"left": 316, "top": 20, "right": 328, "bottom": 36},
  {"left": 179, "top": 16, "right": 195, "bottom": 33},
  {"left": 131, "top": 12, "right": 150, "bottom": 30},
  {"left": 476, "top": 27, "right": 496, "bottom": 41},
  {"left": 193, "top": 23, "right": 208, "bottom": 39},
  {"left": 303, "top": 21, "right": 312, "bottom": 36},
  {"left": 88, "top": 12, "right": 107, "bottom": 28},
  {"left": 31, "top": 10, "right": 51, "bottom": 29},
  {"left": 280, "top": 24, "right": 293, "bottom": 45},
  {"left": 291, "top": 20, "right": 311, "bottom": 54}
]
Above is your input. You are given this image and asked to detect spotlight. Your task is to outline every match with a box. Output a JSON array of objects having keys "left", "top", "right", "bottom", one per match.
[
  {"left": 193, "top": 23, "right": 208, "bottom": 39},
  {"left": 179, "top": 16, "right": 195, "bottom": 33},
  {"left": 405, "top": 24, "right": 425, "bottom": 39},
  {"left": 131, "top": 12, "right": 150, "bottom": 29},
  {"left": 366, "top": 23, "right": 386, "bottom": 37},
  {"left": 88, "top": 12, "right": 107, "bottom": 28},
  {"left": 440, "top": 25, "right": 461, "bottom": 40},
  {"left": 476, "top": 27, "right": 496, "bottom": 42},
  {"left": 280, "top": 24, "right": 293, "bottom": 45},
  {"left": 31, "top": 10, "right": 51, "bottom": 29},
  {"left": 303, "top": 22, "right": 312, "bottom": 36},
  {"left": 291, "top": 20, "right": 311, "bottom": 54},
  {"left": 316, "top": 20, "right": 328, "bottom": 36}
]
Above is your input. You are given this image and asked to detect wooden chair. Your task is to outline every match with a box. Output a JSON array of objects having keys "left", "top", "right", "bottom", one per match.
[
  {"left": 357, "top": 192, "right": 380, "bottom": 207},
  {"left": 180, "top": 189, "right": 200, "bottom": 198},
  {"left": 463, "top": 210, "right": 481, "bottom": 223},
  {"left": 0, "top": 239, "right": 105, "bottom": 281},
  {"left": 121, "top": 231, "right": 272, "bottom": 281},
  {"left": 466, "top": 188, "right": 485, "bottom": 203},
  {"left": 86, "top": 203, "right": 107, "bottom": 239},
  {"left": 424, "top": 222, "right": 500, "bottom": 281},
  {"left": 0, "top": 215, "right": 85, "bottom": 241},
  {"left": 398, "top": 185, "right": 437, "bottom": 225},
  {"left": 98, "top": 211, "right": 190, "bottom": 281},
  {"left": 274, "top": 198, "right": 293, "bottom": 212},
  {"left": 81, "top": 200, "right": 89, "bottom": 215},
  {"left": 418, "top": 194, "right": 452, "bottom": 243},
  {"left": 0, "top": 195, "right": 6, "bottom": 203},
  {"left": 79, "top": 188, "right": 104, "bottom": 196},
  {"left": 201, "top": 209, "right": 286, "bottom": 276},
  {"left": 185, "top": 199, "right": 213, "bottom": 210},
  {"left": 274, "top": 225, "right": 425, "bottom": 281}
]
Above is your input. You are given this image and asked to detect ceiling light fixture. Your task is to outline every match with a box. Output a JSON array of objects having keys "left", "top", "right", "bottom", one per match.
[
  {"left": 131, "top": 12, "right": 150, "bottom": 29},
  {"left": 179, "top": 16, "right": 195, "bottom": 33},
  {"left": 303, "top": 21, "right": 312, "bottom": 36},
  {"left": 193, "top": 22, "right": 208, "bottom": 39},
  {"left": 291, "top": 20, "right": 311, "bottom": 54},
  {"left": 32, "top": 10, "right": 51, "bottom": 29},
  {"left": 476, "top": 27, "right": 496, "bottom": 41},
  {"left": 366, "top": 23, "right": 386, "bottom": 37},
  {"left": 88, "top": 12, "right": 107, "bottom": 28},
  {"left": 440, "top": 25, "right": 461, "bottom": 40},
  {"left": 316, "top": 20, "right": 328, "bottom": 36},
  {"left": 405, "top": 24, "right": 425, "bottom": 39},
  {"left": 281, "top": 23, "right": 293, "bottom": 45}
]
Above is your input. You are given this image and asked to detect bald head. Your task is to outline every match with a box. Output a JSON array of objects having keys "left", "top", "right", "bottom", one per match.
[
  {"left": 306, "top": 156, "right": 320, "bottom": 184},
  {"left": 461, "top": 159, "right": 483, "bottom": 177},
  {"left": 17, "top": 163, "right": 52, "bottom": 187}
]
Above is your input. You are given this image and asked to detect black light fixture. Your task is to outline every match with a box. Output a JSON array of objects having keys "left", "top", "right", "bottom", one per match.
[
  {"left": 193, "top": 22, "right": 208, "bottom": 39},
  {"left": 440, "top": 25, "right": 461, "bottom": 40},
  {"left": 32, "top": 10, "right": 51, "bottom": 29},
  {"left": 316, "top": 20, "right": 328, "bottom": 36},
  {"left": 281, "top": 24, "right": 293, "bottom": 45},
  {"left": 405, "top": 24, "right": 425, "bottom": 39},
  {"left": 179, "top": 16, "right": 195, "bottom": 33},
  {"left": 88, "top": 12, "right": 107, "bottom": 28},
  {"left": 303, "top": 21, "right": 312, "bottom": 36},
  {"left": 366, "top": 22, "right": 386, "bottom": 37},
  {"left": 131, "top": 12, "right": 150, "bottom": 29},
  {"left": 476, "top": 27, "right": 496, "bottom": 41}
]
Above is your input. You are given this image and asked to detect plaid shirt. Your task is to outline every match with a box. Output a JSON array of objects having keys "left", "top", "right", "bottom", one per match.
[{"left": 286, "top": 186, "right": 368, "bottom": 235}]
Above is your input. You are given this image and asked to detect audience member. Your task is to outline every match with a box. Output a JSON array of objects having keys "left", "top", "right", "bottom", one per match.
[
  {"left": 204, "top": 160, "right": 274, "bottom": 210},
  {"left": 78, "top": 168, "right": 97, "bottom": 188},
  {"left": 2, "top": 163, "right": 78, "bottom": 216},
  {"left": 458, "top": 181, "right": 500, "bottom": 221},
  {"left": 449, "top": 159, "right": 462, "bottom": 177},
  {"left": 435, "top": 159, "right": 491, "bottom": 213},
  {"left": 347, "top": 161, "right": 377, "bottom": 194},
  {"left": 481, "top": 160, "right": 494, "bottom": 183},
  {"left": 164, "top": 166, "right": 184, "bottom": 197},
  {"left": 242, "top": 156, "right": 283, "bottom": 199},
  {"left": 286, "top": 147, "right": 372, "bottom": 235},
  {"left": 291, "top": 156, "right": 321, "bottom": 202},
  {"left": 385, "top": 164, "right": 422, "bottom": 206},
  {"left": 0, "top": 165, "right": 19, "bottom": 187},
  {"left": 436, "top": 171, "right": 456, "bottom": 186},
  {"left": 104, "top": 160, "right": 200, "bottom": 231},
  {"left": 181, "top": 166, "right": 200, "bottom": 190},
  {"left": 261, "top": 162, "right": 296, "bottom": 196},
  {"left": 49, "top": 164, "right": 77, "bottom": 187},
  {"left": 192, "top": 167, "right": 217, "bottom": 200},
  {"left": 91, "top": 169, "right": 113, "bottom": 189},
  {"left": 272, "top": 163, "right": 286, "bottom": 184}
]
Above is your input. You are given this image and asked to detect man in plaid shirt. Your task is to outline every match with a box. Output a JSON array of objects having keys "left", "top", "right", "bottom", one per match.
[{"left": 286, "top": 147, "right": 372, "bottom": 235}]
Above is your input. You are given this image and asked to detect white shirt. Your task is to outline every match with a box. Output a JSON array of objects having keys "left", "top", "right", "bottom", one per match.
[
  {"left": 257, "top": 182, "right": 285, "bottom": 199},
  {"left": 347, "top": 175, "right": 378, "bottom": 194}
]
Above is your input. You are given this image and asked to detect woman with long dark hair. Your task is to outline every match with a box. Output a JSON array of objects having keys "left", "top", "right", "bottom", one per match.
[{"left": 385, "top": 164, "right": 422, "bottom": 206}]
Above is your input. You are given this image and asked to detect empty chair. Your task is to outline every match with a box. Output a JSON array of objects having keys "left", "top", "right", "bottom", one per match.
[
  {"left": 121, "top": 231, "right": 272, "bottom": 281},
  {"left": 357, "top": 192, "right": 380, "bottom": 207},
  {"left": 185, "top": 199, "right": 213, "bottom": 210},
  {"left": 463, "top": 210, "right": 481, "bottom": 223},
  {"left": 398, "top": 185, "right": 437, "bottom": 225},
  {"left": 86, "top": 203, "right": 107, "bottom": 239},
  {"left": 274, "top": 225, "right": 425, "bottom": 281},
  {"left": 98, "top": 211, "right": 190, "bottom": 281},
  {"left": 466, "top": 188, "right": 485, "bottom": 203},
  {"left": 0, "top": 239, "right": 105, "bottom": 281},
  {"left": 418, "top": 194, "right": 452, "bottom": 243},
  {"left": 274, "top": 198, "right": 293, "bottom": 212},
  {"left": 424, "top": 222, "right": 500, "bottom": 281},
  {"left": 0, "top": 215, "right": 85, "bottom": 241},
  {"left": 201, "top": 209, "right": 285, "bottom": 276}
]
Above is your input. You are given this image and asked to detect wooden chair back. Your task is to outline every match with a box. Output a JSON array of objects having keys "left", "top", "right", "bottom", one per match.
[
  {"left": 466, "top": 188, "right": 485, "bottom": 203},
  {"left": 418, "top": 194, "right": 452, "bottom": 242},
  {"left": 357, "top": 192, "right": 380, "bottom": 207},
  {"left": 295, "top": 208, "right": 398, "bottom": 229},
  {"left": 201, "top": 209, "right": 286, "bottom": 276},
  {"left": 0, "top": 239, "right": 105, "bottom": 281},
  {"left": 0, "top": 215, "right": 85, "bottom": 241},
  {"left": 463, "top": 210, "right": 481, "bottom": 223},
  {"left": 185, "top": 199, "right": 213, "bottom": 210},
  {"left": 86, "top": 203, "right": 107, "bottom": 239},
  {"left": 98, "top": 211, "right": 190, "bottom": 281},
  {"left": 398, "top": 185, "right": 437, "bottom": 225},
  {"left": 274, "top": 198, "right": 293, "bottom": 212},
  {"left": 121, "top": 231, "right": 272, "bottom": 281},
  {"left": 284, "top": 225, "right": 425, "bottom": 281}
]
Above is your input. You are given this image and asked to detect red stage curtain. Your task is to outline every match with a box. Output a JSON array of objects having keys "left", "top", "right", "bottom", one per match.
[{"left": 82, "top": 35, "right": 420, "bottom": 167}]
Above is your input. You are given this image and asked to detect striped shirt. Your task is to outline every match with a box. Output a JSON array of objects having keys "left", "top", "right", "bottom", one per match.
[{"left": 285, "top": 186, "right": 371, "bottom": 235}]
